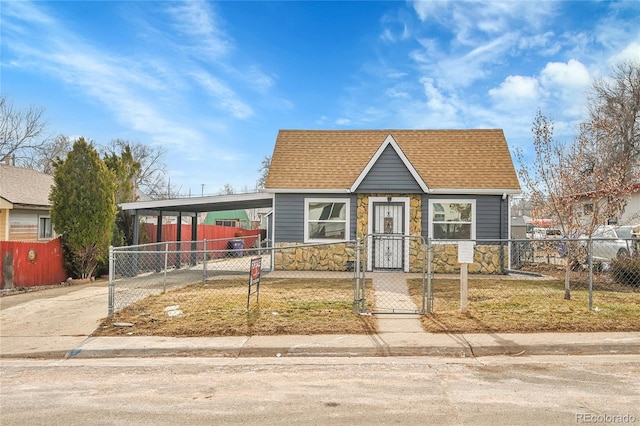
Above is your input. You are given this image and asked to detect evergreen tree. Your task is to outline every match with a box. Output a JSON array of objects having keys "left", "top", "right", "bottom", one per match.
[
  {"left": 104, "top": 144, "right": 141, "bottom": 246},
  {"left": 50, "top": 138, "right": 116, "bottom": 278}
]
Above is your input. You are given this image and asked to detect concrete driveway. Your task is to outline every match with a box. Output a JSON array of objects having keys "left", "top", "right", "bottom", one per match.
[{"left": 0, "top": 281, "right": 108, "bottom": 358}]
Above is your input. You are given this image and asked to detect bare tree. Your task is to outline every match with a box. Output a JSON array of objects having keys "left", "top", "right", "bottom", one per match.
[
  {"left": 24, "top": 134, "right": 73, "bottom": 174},
  {"left": 519, "top": 109, "right": 640, "bottom": 300},
  {"left": 256, "top": 155, "right": 271, "bottom": 189},
  {"left": 0, "top": 96, "right": 48, "bottom": 166},
  {"left": 218, "top": 183, "right": 236, "bottom": 195},
  {"left": 101, "top": 139, "right": 168, "bottom": 199},
  {"left": 587, "top": 60, "right": 640, "bottom": 181},
  {"left": 518, "top": 112, "right": 594, "bottom": 300}
]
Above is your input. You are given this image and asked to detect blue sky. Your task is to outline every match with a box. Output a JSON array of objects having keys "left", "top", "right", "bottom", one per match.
[{"left": 2, "top": 1, "right": 639, "bottom": 196}]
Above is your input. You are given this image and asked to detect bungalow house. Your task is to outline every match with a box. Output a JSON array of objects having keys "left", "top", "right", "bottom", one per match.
[
  {"left": 119, "top": 129, "right": 521, "bottom": 273},
  {"left": 264, "top": 129, "right": 521, "bottom": 272},
  {"left": 0, "top": 164, "right": 55, "bottom": 241}
]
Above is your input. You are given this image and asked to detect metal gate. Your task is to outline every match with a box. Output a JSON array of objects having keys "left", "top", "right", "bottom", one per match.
[{"left": 354, "top": 234, "right": 429, "bottom": 314}]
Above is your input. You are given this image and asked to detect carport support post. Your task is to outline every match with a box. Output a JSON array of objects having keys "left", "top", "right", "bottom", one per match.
[
  {"left": 191, "top": 215, "right": 198, "bottom": 266},
  {"left": 176, "top": 213, "right": 182, "bottom": 269}
]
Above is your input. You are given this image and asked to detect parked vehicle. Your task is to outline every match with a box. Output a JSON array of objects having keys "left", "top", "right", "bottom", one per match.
[
  {"left": 526, "top": 226, "right": 562, "bottom": 239},
  {"left": 584, "top": 225, "right": 638, "bottom": 263}
]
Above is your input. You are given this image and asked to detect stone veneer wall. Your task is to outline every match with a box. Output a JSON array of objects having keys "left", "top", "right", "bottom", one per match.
[
  {"left": 430, "top": 243, "right": 508, "bottom": 274},
  {"left": 273, "top": 242, "right": 355, "bottom": 271}
]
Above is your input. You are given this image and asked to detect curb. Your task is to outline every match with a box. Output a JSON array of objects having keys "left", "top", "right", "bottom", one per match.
[{"left": 2, "top": 332, "right": 639, "bottom": 360}]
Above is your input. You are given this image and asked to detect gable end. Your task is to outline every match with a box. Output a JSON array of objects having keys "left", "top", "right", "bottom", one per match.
[{"left": 350, "top": 134, "right": 429, "bottom": 193}]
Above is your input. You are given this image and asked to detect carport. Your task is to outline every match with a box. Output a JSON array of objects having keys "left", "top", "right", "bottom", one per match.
[{"left": 119, "top": 192, "right": 274, "bottom": 245}]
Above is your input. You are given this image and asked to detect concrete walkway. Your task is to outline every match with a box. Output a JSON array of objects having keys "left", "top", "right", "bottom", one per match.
[
  {"left": 370, "top": 272, "right": 424, "bottom": 333},
  {"left": 1, "top": 281, "right": 640, "bottom": 359}
]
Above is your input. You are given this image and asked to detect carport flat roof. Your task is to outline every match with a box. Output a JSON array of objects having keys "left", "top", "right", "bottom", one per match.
[{"left": 120, "top": 192, "right": 273, "bottom": 216}]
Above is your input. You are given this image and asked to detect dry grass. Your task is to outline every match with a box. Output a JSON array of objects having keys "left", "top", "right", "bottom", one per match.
[
  {"left": 95, "top": 278, "right": 376, "bottom": 337},
  {"left": 96, "top": 274, "right": 640, "bottom": 337},
  {"left": 409, "top": 277, "right": 640, "bottom": 333}
]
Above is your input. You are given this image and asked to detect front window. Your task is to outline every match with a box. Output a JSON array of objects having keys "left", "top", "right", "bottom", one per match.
[
  {"left": 39, "top": 216, "right": 53, "bottom": 239},
  {"left": 429, "top": 200, "right": 475, "bottom": 240},
  {"left": 305, "top": 199, "right": 349, "bottom": 241}
]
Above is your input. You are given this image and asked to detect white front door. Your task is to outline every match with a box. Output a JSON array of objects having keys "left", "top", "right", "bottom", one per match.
[{"left": 373, "top": 202, "right": 404, "bottom": 270}]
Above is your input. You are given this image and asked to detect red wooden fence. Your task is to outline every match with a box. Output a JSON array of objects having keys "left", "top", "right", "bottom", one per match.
[
  {"left": 144, "top": 224, "right": 263, "bottom": 251},
  {"left": 1, "top": 237, "right": 68, "bottom": 289}
]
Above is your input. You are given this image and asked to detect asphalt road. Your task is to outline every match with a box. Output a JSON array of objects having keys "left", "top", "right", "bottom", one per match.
[{"left": 1, "top": 355, "right": 638, "bottom": 425}]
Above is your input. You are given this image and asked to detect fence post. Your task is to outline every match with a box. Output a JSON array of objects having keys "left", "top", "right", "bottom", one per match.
[
  {"left": 588, "top": 236, "right": 593, "bottom": 310},
  {"left": 202, "top": 239, "right": 207, "bottom": 283},
  {"left": 354, "top": 238, "right": 361, "bottom": 313},
  {"left": 108, "top": 246, "right": 114, "bottom": 317},
  {"left": 427, "top": 238, "right": 433, "bottom": 314},
  {"left": 163, "top": 242, "right": 169, "bottom": 293},
  {"left": 420, "top": 237, "right": 426, "bottom": 314}
]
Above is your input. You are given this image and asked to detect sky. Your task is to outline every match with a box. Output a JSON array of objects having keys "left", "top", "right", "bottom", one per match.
[{"left": 2, "top": 0, "right": 639, "bottom": 197}]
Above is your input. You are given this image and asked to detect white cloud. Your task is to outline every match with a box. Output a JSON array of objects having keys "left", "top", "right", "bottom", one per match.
[
  {"left": 609, "top": 41, "right": 640, "bottom": 65},
  {"left": 540, "top": 59, "right": 591, "bottom": 91},
  {"left": 191, "top": 71, "right": 254, "bottom": 120},
  {"left": 164, "top": 0, "right": 232, "bottom": 58},
  {"left": 489, "top": 75, "right": 539, "bottom": 102}
]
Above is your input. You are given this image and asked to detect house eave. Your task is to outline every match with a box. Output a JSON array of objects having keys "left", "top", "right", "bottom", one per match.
[
  {"left": 267, "top": 188, "right": 352, "bottom": 194},
  {"left": 428, "top": 188, "right": 521, "bottom": 195}
]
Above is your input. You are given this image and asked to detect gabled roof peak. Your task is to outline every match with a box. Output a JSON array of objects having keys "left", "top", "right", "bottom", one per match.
[{"left": 350, "top": 134, "right": 429, "bottom": 193}]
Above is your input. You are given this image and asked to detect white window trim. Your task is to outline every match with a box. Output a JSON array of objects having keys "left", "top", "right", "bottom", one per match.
[
  {"left": 428, "top": 199, "right": 476, "bottom": 242},
  {"left": 304, "top": 198, "right": 350, "bottom": 243}
]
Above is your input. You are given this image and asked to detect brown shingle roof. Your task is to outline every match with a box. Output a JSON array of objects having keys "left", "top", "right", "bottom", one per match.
[
  {"left": 265, "top": 129, "right": 521, "bottom": 191},
  {"left": 0, "top": 165, "right": 53, "bottom": 207}
]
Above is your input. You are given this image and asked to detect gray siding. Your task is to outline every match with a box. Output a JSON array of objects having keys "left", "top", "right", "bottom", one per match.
[
  {"left": 274, "top": 193, "right": 357, "bottom": 243},
  {"left": 355, "top": 145, "right": 423, "bottom": 193},
  {"left": 421, "top": 195, "right": 508, "bottom": 240}
]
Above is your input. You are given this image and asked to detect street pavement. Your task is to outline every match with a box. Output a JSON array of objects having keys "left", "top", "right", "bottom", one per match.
[{"left": 1, "top": 281, "right": 639, "bottom": 359}]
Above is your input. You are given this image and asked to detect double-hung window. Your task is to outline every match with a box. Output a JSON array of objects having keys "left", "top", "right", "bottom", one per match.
[
  {"left": 429, "top": 200, "right": 475, "bottom": 240},
  {"left": 305, "top": 198, "right": 349, "bottom": 242},
  {"left": 39, "top": 216, "right": 53, "bottom": 239}
]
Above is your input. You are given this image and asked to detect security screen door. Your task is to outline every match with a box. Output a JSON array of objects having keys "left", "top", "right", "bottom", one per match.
[{"left": 372, "top": 202, "right": 404, "bottom": 270}]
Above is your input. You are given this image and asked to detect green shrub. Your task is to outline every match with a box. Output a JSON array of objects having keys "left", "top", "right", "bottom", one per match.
[{"left": 610, "top": 256, "right": 640, "bottom": 287}]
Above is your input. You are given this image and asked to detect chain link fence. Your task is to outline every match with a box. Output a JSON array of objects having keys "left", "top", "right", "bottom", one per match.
[
  {"left": 424, "top": 237, "right": 640, "bottom": 316},
  {"left": 107, "top": 236, "right": 639, "bottom": 333},
  {"left": 108, "top": 239, "right": 364, "bottom": 318}
]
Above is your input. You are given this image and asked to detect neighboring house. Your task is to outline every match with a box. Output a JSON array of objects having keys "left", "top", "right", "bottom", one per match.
[
  {"left": 577, "top": 183, "right": 640, "bottom": 228},
  {"left": 204, "top": 209, "right": 250, "bottom": 229},
  {"left": 264, "top": 129, "right": 521, "bottom": 272},
  {"left": 0, "top": 164, "right": 55, "bottom": 241}
]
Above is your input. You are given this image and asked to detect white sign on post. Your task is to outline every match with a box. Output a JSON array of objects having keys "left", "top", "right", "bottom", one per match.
[
  {"left": 457, "top": 241, "right": 474, "bottom": 313},
  {"left": 457, "top": 241, "right": 474, "bottom": 264}
]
